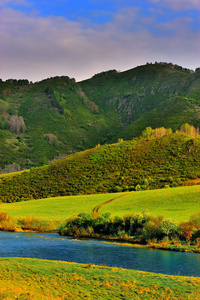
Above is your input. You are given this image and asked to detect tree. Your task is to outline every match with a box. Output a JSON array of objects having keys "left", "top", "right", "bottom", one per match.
[
  {"left": 179, "top": 123, "right": 199, "bottom": 138},
  {"left": 142, "top": 127, "right": 153, "bottom": 139},
  {"left": 152, "top": 127, "right": 172, "bottom": 138},
  {"left": 9, "top": 115, "right": 26, "bottom": 133},
  {"left": 181, "top": 222, "right": 194, "bottom": 244},
  {"left": 0, "top": 99, "right": 9, "bottom": 113}
]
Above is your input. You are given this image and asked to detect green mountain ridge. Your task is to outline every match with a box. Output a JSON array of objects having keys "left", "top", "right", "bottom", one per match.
[{"left": 0, "top": 62, "right": 200, "bottom": 171}]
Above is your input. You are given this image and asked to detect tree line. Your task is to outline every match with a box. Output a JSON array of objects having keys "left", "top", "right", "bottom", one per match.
[
  {"left": 142, "top": 123, "right": 200, "bottom": 139},
  {"left": 59, "top": 212, "right": 200, "bottom": 249}
]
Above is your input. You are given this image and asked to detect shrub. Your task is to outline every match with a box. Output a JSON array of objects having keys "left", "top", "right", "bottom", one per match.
[
  {"left": 171, "top": 237, "right": 182, "bottom": 247},
  {"left": 160, "top": 236, "right": 171, "bottom": 247},
  {"left": 128, "top": 212, "right": 149, "bottom": 236},
  {"left": 195, "top": 237, "right": 200, "bottom": 248},
  {"left": 60, "top": 213, "right": 94, "bottom": 236},
  {"left": 93, "top": 213, "right": 112, "bottom": 235},
  {"left": 180, "top": 222, "right": 194, "bottom": 244},
  {"left": 164, "top": 185, "right": 170, "bottom": 189},
  {"left": 114, "top": 186, "right": 123, "bottom": 192},
  {"left": 0, "top": 212, "right": 17, "bottom": 231},
  {"left": 18, "top": 216, "right": 56, "bottom": 232},
  {"left": 160, "top": 218, "right": 181, "bottom": 238},
  {"left": 135, "top": 184, "right": 141, "bottom": 191},
  {"left": 189, "top": 213, "right": 200, "bottom": 230}
]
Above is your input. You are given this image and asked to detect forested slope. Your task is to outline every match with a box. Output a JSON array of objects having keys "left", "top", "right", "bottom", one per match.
[{"left": 1, "top": 133, "right": 200, "bottom": 202}]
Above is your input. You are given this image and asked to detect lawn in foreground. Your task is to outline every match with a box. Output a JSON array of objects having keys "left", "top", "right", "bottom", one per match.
[
  {"left": 0, "top": 257, "right": 199, "bottom": 299},
  {"left": 1, "top": 185, "right": 200, "bottom": 223}
]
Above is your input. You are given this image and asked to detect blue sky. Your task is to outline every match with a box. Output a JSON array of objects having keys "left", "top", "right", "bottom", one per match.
[{"left": 0, "top": 0, "right": 199, "bottom": 81}]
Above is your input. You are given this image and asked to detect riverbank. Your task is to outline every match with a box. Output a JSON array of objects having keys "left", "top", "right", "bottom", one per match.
[
  {"left": 7, "top": 226, "right": 200, "bottom": 254},
  {"left": 1, "top": 210, "right": 200, "bottom": 254},
  {"left": 61, "top": 233, "right": 200, "bottom": 254},
  {"left": 103, "top": 240, "right": 200, "bottom": 253},
  {"left": 0, "top": 257, "right": 199, "bottom": 299},
  {"left": 1, "top": 226, "right": 200, "bottom": 254},
  {"left": 59, "top": 212, "right": 200, "bottom": 254}
]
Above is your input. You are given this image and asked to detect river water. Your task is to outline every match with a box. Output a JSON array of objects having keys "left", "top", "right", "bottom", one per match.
[{"left": 0, "top": 231, "right": 199, "bottom": 277}]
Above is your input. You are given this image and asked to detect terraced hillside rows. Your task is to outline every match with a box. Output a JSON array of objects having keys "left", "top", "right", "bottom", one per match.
[{"left": 1, "top": 134, "right": 200, "bottom": 202}]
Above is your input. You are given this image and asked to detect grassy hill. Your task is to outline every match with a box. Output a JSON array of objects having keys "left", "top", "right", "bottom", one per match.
[
  {"left": 1, "top": 133, "right": 200, "bottom": 202},
  {"left": 0, "top": 62, "right": 200, "bottom": 171},
  {"left": 1, "top": 185, "right": 200, "bottom": 223},
  {"left": 1, "top": 258, "right": 199, "bottom": 299}
]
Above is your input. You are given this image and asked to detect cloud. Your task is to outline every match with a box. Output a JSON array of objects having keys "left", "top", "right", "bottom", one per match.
[
  {"left": 0, "top": 6, "right": 199, "bottom": 82},
  {"left": 0, "top": 0, "right": 30, "bottom": 6},
  {"left": 154, "top": 16, "right": 194, "bottom": 34},
  {"left": 150, "top": 0, "right": 200, "bottom": 11}
]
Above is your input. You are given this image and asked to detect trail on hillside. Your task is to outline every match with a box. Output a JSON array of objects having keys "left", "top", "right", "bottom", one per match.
[{"left": 92, "top": 193, "right": 128, "bottom": 218}]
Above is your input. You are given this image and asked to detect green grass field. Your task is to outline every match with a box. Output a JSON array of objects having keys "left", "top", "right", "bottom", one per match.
[
  {"left": 0, "top": 193, "right": 119, "bottom": 221},
  {"left": 1, "top": 185, "right": 200, "bottom": 223},
  {"left": 0, "top": 257, "right": 199, "bottom": 299},
  {"left": 100, "top": 185, "right": 200, "bottom": 222}
]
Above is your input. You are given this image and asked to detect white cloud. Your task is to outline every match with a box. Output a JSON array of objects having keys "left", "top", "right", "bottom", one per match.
[
  {"left": 154, "top": 16, "right": 194, "bottom": 33},
  {"left": 150, "top": 0, "right": 200, "bottom": 10},
  {"left": 0, "top": 6, "right": 199, "bottom": 82},
  {"left": 0, "top": 0, "right": 30, "bottom": 6}
]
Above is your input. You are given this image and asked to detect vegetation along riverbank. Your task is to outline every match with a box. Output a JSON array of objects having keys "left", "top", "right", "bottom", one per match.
[{"left": 0, "top": 185, "right": 200, "bottom": 253}]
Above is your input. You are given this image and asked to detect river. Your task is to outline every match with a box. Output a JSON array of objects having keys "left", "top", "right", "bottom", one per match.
[{"left": 0, "top": 231, "right": 199, "bottom": 277}]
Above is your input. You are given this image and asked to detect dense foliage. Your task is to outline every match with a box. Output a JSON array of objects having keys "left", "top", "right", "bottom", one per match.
[
  {"left": 59, "top": 212, "right": 200, "bottom": 247},
  {"left": 1, "top": 133, "right": 200, "bottom": 202},
  {"left": 0, "top": 62, "right": 200, "bottom": 170}
]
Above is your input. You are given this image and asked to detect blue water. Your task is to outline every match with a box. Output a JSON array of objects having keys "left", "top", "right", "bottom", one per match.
[{"left": 0, "top": 231, "right": 199, "bottom": 277}]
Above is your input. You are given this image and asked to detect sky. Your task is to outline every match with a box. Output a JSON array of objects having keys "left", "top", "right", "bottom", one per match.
[{"left": 0, "top": 0, "right": 200, "bottom": 82}]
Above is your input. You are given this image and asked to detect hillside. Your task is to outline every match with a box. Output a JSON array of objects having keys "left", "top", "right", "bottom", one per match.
[
  {"left": 1, "top": 185, "right": 200, "bottom": 223},
  {"left": 80, "top": 63, "right": 200, "bottom": 139},
  {"left": 0, "top": 76, "right": 118, "bottom": 170},
  {"left": 1, "top": 133, "right": 200, "bottom": 202},
  {"left": 0, "top": 62, "right": 200, "bottom": 171},
  {"left": 1, "top": 258, "right": 199, "bottom": 300}
]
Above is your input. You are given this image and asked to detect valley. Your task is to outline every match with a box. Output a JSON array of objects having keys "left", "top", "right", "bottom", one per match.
[{"left": 0, "top": 62, "right": 200, "bottom": 299}]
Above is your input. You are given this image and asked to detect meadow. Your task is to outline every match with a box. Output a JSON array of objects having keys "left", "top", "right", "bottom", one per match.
[
  {"left": 0, "top": 193, "right": 118, "bottom": 221},
  {"left": 99, "top": 185, "right": 200, "bottom": 222},
  {"left": 0, "top": 257, "right": 199, "bottom": 299},
  {"left": 1, "top": 185, "right": 200, "bottom": 223}
]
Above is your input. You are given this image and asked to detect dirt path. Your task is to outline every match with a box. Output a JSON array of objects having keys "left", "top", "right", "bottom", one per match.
[{"left": 92, "top": 193, "right": 128, "bottom": 218}]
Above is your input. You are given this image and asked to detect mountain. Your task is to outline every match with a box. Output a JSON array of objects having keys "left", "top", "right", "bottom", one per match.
[
  {"left": 0, "top": 62, "right": 200, "bottom": 171},
  {"left": 80, "top": 63, "right": 200, "bottom": 139},
  {"left": 1, "top": 133, "right": 200, "bottom": 202}
]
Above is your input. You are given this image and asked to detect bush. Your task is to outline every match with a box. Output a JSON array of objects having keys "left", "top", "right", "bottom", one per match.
[
  {"left": 114, "top": 186, "right": 123, "bottom": 192},
  {"left": 59, "top": 212, "right": 200, "bottom": 248},
  {"left": 160, "top": 218, "right": 181, "bottom": 238},
  {"left": 189, "top": 213, "right": 200, "bottom": 229},
  {"left": 93, "top": 213, "right": 112, "bottom": 235},
  {"left": 18, "top": 216, "right": 56, "bottom": 232},
  {"left": 60, "top": 213, "right": 94, "bottom": 236},
  {"left": 0, "top": 212, "right": 17, "bottom": 231},
  {"left": 181, "top": 222, "right": 194, "bottom": 244}
]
